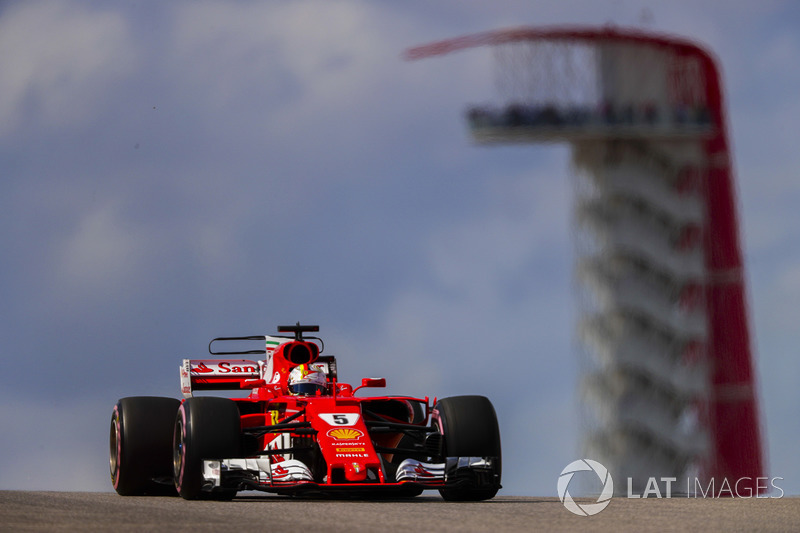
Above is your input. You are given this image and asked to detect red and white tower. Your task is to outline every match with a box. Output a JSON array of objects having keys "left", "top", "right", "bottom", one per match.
[{"left": 408, "top": 26, "right": 763, "bottom": 494}]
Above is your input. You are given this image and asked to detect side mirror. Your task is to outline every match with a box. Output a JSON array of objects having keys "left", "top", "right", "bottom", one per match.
[
  {"left": 353, "top": 377, "right": 386, "bottom": 395},
  {"left": 361, "top": 377, "right": 386, "bottom": 388}
]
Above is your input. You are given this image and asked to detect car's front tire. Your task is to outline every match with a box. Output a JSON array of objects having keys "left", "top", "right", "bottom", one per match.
[
  {"left": 173, "top": 397, "right": 242, "bottom": 500},
  {"left": 434, "top": 395, "right": 502, "bottom": 501},
  {"left": 110, "top": 396, "right": 180, "bottom": 496}
]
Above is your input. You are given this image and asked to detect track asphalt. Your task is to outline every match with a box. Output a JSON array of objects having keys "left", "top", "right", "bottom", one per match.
[{"left": 2, "top": 491, "right": 799, "bottom": 532}]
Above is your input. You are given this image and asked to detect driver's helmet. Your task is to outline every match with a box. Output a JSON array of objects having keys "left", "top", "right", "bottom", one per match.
[{"left": 288, "top": 364, "right": 327, "bottom": 396}]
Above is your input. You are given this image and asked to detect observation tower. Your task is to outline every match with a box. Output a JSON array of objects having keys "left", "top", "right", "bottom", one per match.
[{"left": 407, "top": 26, "right": 763, "bottom": 494}]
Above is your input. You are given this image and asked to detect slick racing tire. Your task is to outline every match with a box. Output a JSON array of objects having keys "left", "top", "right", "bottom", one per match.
[
  {"left": 173, "top": 397, "right": 242, "bottom": 500},
  {"left": 434, "top": 395, "right": 502, "bottom": 501},
  {"left": 110, "top": 396, "right": 181, "bottom": 496}
]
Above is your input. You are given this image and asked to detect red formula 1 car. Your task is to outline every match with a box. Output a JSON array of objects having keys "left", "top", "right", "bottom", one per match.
[{"left": 109, "top": 324, "right": 501, "bottom": 500}]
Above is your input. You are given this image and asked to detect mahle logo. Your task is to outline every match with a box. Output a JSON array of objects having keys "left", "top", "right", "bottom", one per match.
[{"left": 557, "top": 459, "right": 614, "bottom": 516}]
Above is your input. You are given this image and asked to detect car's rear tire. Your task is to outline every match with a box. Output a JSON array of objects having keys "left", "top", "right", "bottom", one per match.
[
  {"left": 173, "top": 397, "right": 242, "bottom": 500},
  {"left": 434, "top": 395, "right": 502, "bottom": 501},
  {"left": 110, "top": 396, "right": 180, "bottom": 496}
]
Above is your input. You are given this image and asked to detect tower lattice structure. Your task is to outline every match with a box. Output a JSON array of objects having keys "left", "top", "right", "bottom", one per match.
[{"left": 407, "top": 26, "right": 763, "bottom": 494}]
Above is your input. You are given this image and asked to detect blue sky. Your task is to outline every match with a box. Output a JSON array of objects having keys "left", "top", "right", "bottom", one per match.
[{"left": 1, "top": 0, "right": 799, "bottom": 496}]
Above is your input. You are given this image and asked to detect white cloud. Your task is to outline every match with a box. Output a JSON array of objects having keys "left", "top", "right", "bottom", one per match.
[
  {"left": 428, "top": 166, "right": 571, "bottom": 298},
  {"left": 168, "top": 2, "right": 394, "bottom": 113},
  {"left": 0, "top": 1, "right": 137, "bottom": 137},
  {"left": 162, "top": 0, "right": 494, "bottom": 186},
  {"left": 57, "top": 201, "right": 147, "bottom": 292}
]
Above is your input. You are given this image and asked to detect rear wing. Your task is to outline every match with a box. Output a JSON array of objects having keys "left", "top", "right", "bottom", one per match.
[
  {"left": 180, "top": 329, "right": 337, "bottom": 398},
  {"left": 180, "top": 358, "right": 261, "bottom": 397},
  {"left": 180, "top": 333, "right": 338, "bottom": 398},
  {"left": 179, "top": 356, "right": 338, "bottom": 398}
]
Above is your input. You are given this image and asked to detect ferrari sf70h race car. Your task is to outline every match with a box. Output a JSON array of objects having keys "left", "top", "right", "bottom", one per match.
[{"left": 110, "top": 324, "right": 501, "bottom": 500}]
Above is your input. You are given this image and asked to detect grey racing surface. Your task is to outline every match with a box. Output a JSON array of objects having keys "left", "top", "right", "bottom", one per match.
[{"left": 2, "top": 491, "right": 799, "bottom": 532}]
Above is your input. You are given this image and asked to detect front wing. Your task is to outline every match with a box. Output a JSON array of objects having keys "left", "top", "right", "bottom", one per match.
[{"left": 201, "top": 456, "right": 498, "bottom": 495}]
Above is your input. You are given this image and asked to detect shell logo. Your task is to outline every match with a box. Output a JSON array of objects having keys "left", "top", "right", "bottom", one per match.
[{"left": 327, "top": 428, "right": 364, "bottom": 440}]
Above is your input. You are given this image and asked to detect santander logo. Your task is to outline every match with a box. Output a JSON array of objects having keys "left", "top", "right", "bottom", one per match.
[
  {"left": 272, "top": 464, "right": 288, "bottom": 479},
  {"left": 192, "top": 362, "right": 213, "bottom": 374},
  {"left": 191, "top": 361, "right": 258, "bottom": 374}
]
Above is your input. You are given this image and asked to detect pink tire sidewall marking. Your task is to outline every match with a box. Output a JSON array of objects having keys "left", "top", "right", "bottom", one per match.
[
  {"left": 111, "top": 405, "right": 122, "bottom": 489},
  {"left": 174, "top": 405, "right": 188, "bottom": 492}
]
